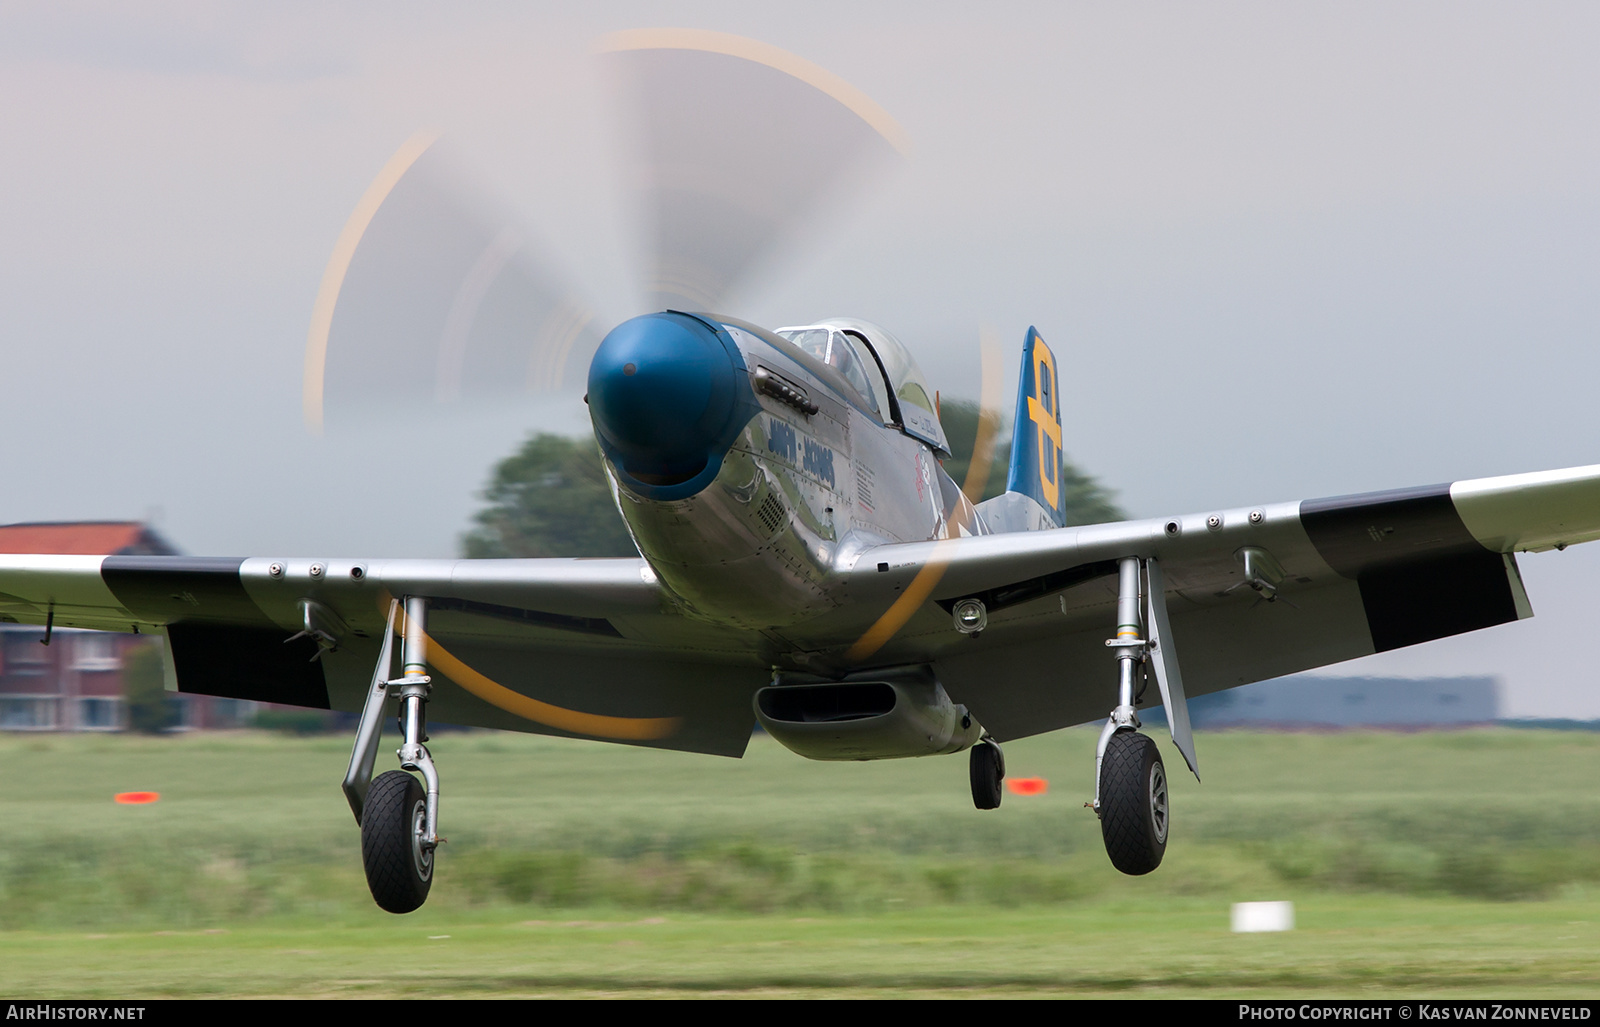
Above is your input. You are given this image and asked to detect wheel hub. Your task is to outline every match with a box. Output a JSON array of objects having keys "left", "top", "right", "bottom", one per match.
[
  {"left": 410, "top": 799, "right": 434, "bottom": 882},
  {"left": 1148, "top": 761, "right": 1169, "bottom": 844}
]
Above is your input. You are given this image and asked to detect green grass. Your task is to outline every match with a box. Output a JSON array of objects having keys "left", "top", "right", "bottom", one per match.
[
  {"left": 2, "top": 899, "right": 1598, "bottom": 997},
  {"left": 4, "top": 727, "right": 1600, "bottom": 995}
]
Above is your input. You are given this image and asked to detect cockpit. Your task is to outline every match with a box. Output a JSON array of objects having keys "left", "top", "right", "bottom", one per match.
[
  {"left": 775, "top": 327, "right": 884, "bottom": 418},
  {"left": 775, "top": 319, "right": 950, "bottom": 454}
]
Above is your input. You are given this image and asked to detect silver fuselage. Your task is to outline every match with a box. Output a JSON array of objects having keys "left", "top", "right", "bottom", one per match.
[{"left": 594, "top": 316, "right": 978, "bottom": 635}]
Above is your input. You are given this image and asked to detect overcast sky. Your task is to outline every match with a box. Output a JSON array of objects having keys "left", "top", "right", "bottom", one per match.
[{"left": 2, "top": 3, "right": 1598, "bottom": 715}]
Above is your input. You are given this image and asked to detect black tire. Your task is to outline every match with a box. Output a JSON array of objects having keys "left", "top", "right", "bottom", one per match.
[
  {"left": 361, "top": 770, "right": 434, "bottom": 914},
  {"left": 970, "top": 739, "right": 1004, "bottom": 810},
  {"left": 1098, "top": 731, "right": 1168, "bottom": 875}
]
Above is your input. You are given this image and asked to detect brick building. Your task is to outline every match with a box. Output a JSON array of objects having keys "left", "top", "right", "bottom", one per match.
[{"left": 0, "top": 522, "right": 256, "bottom": 731}]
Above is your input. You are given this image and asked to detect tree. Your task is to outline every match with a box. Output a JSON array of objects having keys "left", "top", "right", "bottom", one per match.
[
  {"left": 463, "top": 409, "right": 1126, "bottom": 558},
  {"left": 937, "top": 398, "right": 1126, "bottom": 526},
  {"left": 461, "top": 434, "right": 639, "bottom": 558}
]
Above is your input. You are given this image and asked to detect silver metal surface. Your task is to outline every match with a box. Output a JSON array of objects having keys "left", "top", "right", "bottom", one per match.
[
  {"left": 403, "top": 596, "right": 428, "bottom": 678},
  {"left": 1095, "top": 556, "right": 1146, "bottom": 811},
  {"left": 1113, "top": 556, "right": 1144, "bottom": 714},
  {"left": 753, "top": 667, "right": 980, "bottom": 760},
  {"left": 1149, "top": 758, "right": 1169, "bottom": 844},
  {"left": 285, "top": 598, "right": 348, "bottom": 660},
  {"left": 610, "top": 319, "right": 952, "bottom": 632},
  {"left": 1232, "top": 546, "right": 1288, "bottom": 601},
  {"left": 395, "top": 596, "right": 438, "bottom": 849},
  {"left": 341, "top": 598, "right": 399, "bottom": 823},
  {"left": 409, "top": 797, "right": 434, "bottom": 883},
  {"left": 1144, "top": 558, "right": 1198, "bottom": 779}
]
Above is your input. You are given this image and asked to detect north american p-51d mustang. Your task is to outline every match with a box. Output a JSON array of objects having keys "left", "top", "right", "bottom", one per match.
[{"left": 4, "top": 31, "right": 1599, "bottom": 913}]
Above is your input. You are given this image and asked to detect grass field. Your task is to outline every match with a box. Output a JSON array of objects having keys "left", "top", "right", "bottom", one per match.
[{"left": 3, "top": 726, "right": 1599, "bottom": 997}]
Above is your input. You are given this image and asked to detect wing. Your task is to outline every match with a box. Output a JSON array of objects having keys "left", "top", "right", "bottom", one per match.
[
  {"left": 0, "top": 555, "right": 765, "bottom": 756},
  {"left": 837, "top": 464, "right": 1600, "bottom": 742},
  {"left": 4, "top": 464, "right": 1593, "bottom": 754}
]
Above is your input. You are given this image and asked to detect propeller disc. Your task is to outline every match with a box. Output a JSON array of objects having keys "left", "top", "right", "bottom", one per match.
[{"left": 305, "top": 30, "right": 907, "bottom": 434}]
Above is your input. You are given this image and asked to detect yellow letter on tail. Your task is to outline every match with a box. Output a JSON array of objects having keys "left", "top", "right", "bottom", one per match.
[{"left": 1025, "top": 337, "right": 1061, "bottom": 510}]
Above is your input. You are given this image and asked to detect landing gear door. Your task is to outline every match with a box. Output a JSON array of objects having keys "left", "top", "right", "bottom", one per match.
[{"left": 1145, "top": 557, "right": 1199, "bottom": 781}]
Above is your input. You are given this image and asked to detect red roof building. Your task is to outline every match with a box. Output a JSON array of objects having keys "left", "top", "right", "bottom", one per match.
[
  {"left": 0, "top": 521, "right": 179, "bottom": 556},
  {"left": 0, "top": 522, "right": 281, "bottom": 731}
]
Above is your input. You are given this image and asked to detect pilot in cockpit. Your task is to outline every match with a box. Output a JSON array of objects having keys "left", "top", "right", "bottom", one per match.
[{"left": 778, "top": 327, "right": 881, "bottom": 417}]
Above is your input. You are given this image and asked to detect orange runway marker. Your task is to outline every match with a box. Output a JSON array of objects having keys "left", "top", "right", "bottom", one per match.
[
  {"left": 1005, "top": 778, "right": 1047, "bottom": 796},
  {"left": 114, "top": 792, "right": 159, "bottom": 804}
]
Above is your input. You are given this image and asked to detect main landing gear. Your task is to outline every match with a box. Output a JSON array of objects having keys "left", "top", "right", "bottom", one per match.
[
  {"left": 1091, "top": 556, "right": 1190, "bottom": 876},
  {"left": 343, "top": 596, "right": 443, "bottom": 913}
]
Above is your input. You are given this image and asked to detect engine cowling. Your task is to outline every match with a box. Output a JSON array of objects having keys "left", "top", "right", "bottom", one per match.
[{"left": 753, "top": 669, "right": 981, "bottom": 761}]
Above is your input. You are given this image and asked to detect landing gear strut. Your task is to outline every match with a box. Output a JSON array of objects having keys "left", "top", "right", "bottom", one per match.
[{"left": 343, "top": 596, "right": 442, "bottom": 913}]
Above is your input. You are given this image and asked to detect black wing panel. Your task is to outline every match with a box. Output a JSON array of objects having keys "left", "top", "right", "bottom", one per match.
[
  {"left": 1300, "top": 484, "right": 1525, "bottom": 652},
  {"left": 102, "top": 556, "right": 267, "bottom": 626},
  {"left": 166, "top": 622, "right": 331, "bottom": 709}
]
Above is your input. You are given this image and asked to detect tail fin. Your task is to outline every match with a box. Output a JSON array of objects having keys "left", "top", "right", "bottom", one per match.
[{"left": 1003, "top": 327, "right": 1066, "bottom": 528}]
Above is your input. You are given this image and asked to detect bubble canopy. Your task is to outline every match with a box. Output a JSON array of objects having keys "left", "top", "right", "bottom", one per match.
[{"left": 775, "top": 318, "right": 950, "bottom": 454}]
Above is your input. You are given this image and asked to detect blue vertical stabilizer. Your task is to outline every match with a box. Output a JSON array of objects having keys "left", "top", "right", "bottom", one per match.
[{"left": 1003, "top": 327, "right": 1066, "bottom": 529}]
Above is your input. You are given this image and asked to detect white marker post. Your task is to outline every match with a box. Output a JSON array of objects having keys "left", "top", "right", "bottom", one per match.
[{"left": 1231, "top": 901, "right": 1295, "bottom": 933}]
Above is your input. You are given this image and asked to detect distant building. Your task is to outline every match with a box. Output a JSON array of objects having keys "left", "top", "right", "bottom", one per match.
[
  {"left": 0, "top": 521, "right": 179, "bottom": 557},
  {"left": 0, "top": 625, "right": 257, "bottom": 731},
  {"left": 1141, "top": 675, "right": 1499, "bottom": 730},
  {"left": 0, "top": 522, "right": 258, "bottom": 731}
]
